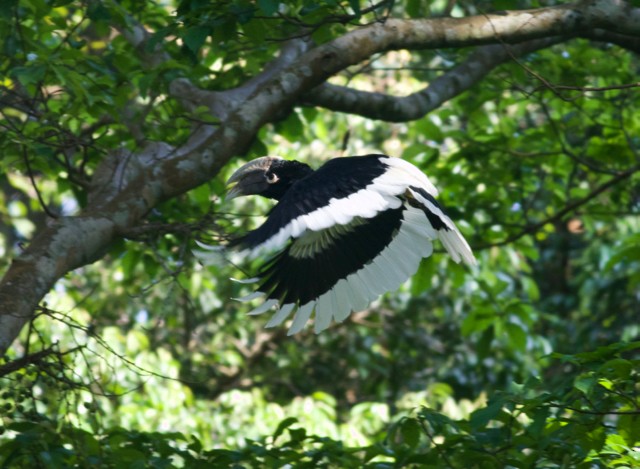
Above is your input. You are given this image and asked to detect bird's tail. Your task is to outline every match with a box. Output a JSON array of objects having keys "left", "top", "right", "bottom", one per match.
[{"left": 438, "top": 229, "right": 477, "bottom": 266}]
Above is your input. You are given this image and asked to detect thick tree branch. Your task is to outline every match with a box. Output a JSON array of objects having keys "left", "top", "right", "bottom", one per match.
[
  {"left": 302, "top": 38, "right": 562, "bottom": 121},
  {"left": 582, "top": 29, "right": 640, "bottom": 53},
  {"left": 1, "top": 1, "right": 639, "bottom": 353},
  {"left": 302, "top": 24, "right": 640, "bottom": 121},
  {"left": 175, "top": 38, "right": 312, "bottom": 118}
]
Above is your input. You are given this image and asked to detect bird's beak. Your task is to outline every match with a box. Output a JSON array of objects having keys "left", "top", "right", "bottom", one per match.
[{"left": 226, "top": 156, "right": 280, "bottom": 200}]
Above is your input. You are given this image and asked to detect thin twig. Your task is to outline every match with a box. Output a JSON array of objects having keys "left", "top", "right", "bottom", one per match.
[
  {"left": 21, "top": 145, "right": 58, "bottom": 219},
  {"left": 547, "top": 404, "right": 640, "bottom": 416},
  {"left": 475, "top": 164, "right": 640, "bottom": 249},
  {"left": 417, "top": 417, "right": 458, "bottom": 469},
  {"left": 532, "top": 82, "right": 640, "bottom": 93}
]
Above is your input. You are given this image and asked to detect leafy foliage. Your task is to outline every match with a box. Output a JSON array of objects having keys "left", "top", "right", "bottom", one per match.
[{"left": 0, "top": 0, "right": 639, "bottom": 468}]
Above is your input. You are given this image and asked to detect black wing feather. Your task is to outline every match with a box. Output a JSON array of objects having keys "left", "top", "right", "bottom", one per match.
[
  {"left": 408, "top": 186, "right": 451, "bottom": 231},
  {"left": 257, "top": 206, "right": 404, "bottom": 305}
]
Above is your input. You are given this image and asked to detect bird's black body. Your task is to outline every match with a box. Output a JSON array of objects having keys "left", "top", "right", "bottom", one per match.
[
  {"left": 204, "top": 154, "right": 476, "bottom": 334},
  {"left": 238, "top": 155, "right": 392, "bottom": 249}
]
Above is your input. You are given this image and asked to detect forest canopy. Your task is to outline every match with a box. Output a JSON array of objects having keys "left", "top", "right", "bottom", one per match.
[{"left": 0, "top": 0, "right": 639, "bottom": 467}]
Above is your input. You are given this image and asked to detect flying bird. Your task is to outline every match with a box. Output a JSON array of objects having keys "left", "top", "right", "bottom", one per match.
[{"left": 204, "top": 154, "right": 476, "bottom": 335}]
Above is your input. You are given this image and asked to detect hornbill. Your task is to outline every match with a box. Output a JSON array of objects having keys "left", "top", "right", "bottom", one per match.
[{"left": 202, "top": 154, "right": 476, "bottom": 335}]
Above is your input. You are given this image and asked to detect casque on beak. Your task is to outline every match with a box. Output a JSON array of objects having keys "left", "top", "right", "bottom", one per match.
[{"left": 225, "top": 156, "right": 281, "bottom": 200}]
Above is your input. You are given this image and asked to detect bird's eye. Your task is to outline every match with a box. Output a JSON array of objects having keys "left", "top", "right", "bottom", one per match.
[{"left": 266, "top": 172, "right": 279, "bottom": 184}]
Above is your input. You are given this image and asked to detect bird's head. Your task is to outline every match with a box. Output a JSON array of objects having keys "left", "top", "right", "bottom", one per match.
[{"left": 226, "top": 156, "right": 313, "bottom": 201}]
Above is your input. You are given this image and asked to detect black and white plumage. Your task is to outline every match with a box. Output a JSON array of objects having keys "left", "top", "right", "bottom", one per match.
[{"left": 204, "top": 154, "right": 476, "bottom": 335}]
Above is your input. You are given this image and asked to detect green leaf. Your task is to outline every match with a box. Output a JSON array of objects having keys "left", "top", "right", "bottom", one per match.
[
  {"left": 242, "top": 19, "right": 268, "bottom": 43},
  {"left": 470, "top": 397, "right": 506, "bottom": 429},
  {"left": 461, "top": 307, "right": 496, "bottom": 336},
  {"left": 574, "top": 373, "right": 596, "bottom": 395},
  {"left": 311, "top": 23, "right": 339, "bottom": 44},
  {"left": 506, "top": 322, "right": 528, "bottom": 352},
  {"left": 273, "top": 417, "right": 298, "bottom": 443},
  {"left": 415, "top": 117, "right": 444, "bottom": 143},
  {"left": 597, "top": 377, "right": 614, "bottom": 391},
  {"left": 182, "top": 25, "right": 209, "bottom": 54},
  {"left": 87, "top": 2, "right": 111, "bottom": 21},
  {"left": 406, "top": 0, "right": 423, "bottom": 18},
  {"left": 618, "top": 413, "right": 640, "bottom": 446},
  {"left": 11, "top": 65, "right": 47, "bottom": 86},
  {"left": 348, "top": 0, "right": 361, "bottom": 16},
  {"left": 229, "top": 3, "right": 255, "bottom": 23},
  {"left": 417, "top": 407, "right": 454, "bottom": 434},
  {"left": 476, "top": 326, "right": 495, "bottom": 359},
  {"left": 277, "top": 112, "right": 305, "bottom": 142},
  {"left": 287, "top": 427, "right": 306, "bottom": 444},
  {"left": 257, "top": 0, "right": 279, "bottom": 15},
  {"left": 604, "top": 237, "right": 640, "bottom": 272},
  {"left": 0, "top": 0, "right": 18, "bottom": 18},
  {"left": 600, "top": 358, "right": 633, "bottom": 378},
  {"left": 399, "top": 418, "right": 421, "bottom": 449}
]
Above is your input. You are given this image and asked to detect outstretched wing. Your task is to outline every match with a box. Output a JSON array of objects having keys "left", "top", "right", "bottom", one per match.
[
  {"left": 231, "top": 155, "right": 476, "bottom": 334},
  {"left": 236, "top": 155, "right": 438, "bottom": 257}
]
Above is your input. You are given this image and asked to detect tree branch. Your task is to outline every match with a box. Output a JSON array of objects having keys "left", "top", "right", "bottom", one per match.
[
  {"left": 582, "top": 28, "right": 640, "bottom": 53},
  {"left": 302, "top": 38, "right": 562, "bottom": 121},
  {"left": 476, "top": 163, "right": 640, "bottom": 250},
  {"left": 301, "top": 23, "right": 640, "bottom": 121}
]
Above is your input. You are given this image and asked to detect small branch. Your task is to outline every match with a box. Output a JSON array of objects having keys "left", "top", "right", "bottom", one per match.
[
  {"left": 533, "top": 82, "right": 640, "bottom": 93},
  {"left": 476, "top": 164, "right": 640, "bottom": 249},
  {"left": 536, "top": 100, "right": 621, "bottom": 176},
  {"left": 547, "top": 404, "right": 640, "bottom": 416},
  {"left": 21, "top": 145, "right": 58, "bottom": 219},
  {"left": 268, "top": 0, "right": 392, "bottom": 29},
  {"left": 0, "top": 344, "right": 82, "bottom": 378},
  {"left": 119, "top": 221, "right": 203, "bottom": 241},
  {"left": 417, "top": 417, "right": 458, "bottom": 469}
]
